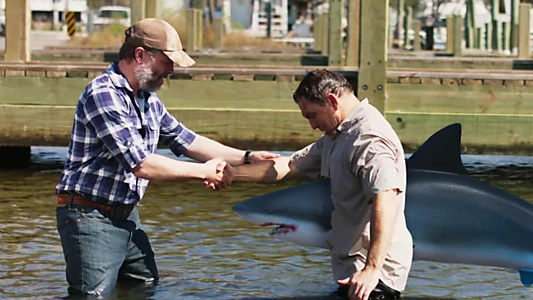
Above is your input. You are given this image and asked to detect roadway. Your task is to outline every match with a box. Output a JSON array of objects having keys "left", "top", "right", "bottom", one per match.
[{"left": 0, "top": 30, "right": 71, "bottom": 52}]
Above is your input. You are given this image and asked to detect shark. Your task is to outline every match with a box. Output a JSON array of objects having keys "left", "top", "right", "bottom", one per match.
[{"left": 232, "top": 123, "right": 533, "bottom": 287}]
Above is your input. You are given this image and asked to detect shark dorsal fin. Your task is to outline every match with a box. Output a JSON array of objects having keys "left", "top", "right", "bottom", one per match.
[{"left": 406, "top": 123, "right": 468, "bottom": 175}]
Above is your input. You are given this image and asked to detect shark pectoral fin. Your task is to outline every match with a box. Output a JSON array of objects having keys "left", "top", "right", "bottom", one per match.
[{"left": 519, "top": 270, "right": 533, "bottom": 287}]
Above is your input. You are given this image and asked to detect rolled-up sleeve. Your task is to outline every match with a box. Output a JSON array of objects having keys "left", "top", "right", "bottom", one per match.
[
  {"left": 82, "top": 89, "right": 149, "bottom": 172},
  {"left": 158, "top": 104, "right": 197, "bottom": 157},
  {"left": 352, "top": 134, "right": 405, "bottom": 200},
  {"left": 290, "top": 137, "right": 324, "bottom": 180}
]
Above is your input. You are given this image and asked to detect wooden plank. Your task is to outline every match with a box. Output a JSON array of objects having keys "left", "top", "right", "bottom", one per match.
[
  {"left": 0, "top": 77, "right": 302, "bottom": 110},
  {"left": 25, "top": 71, "right": 46, "bottom": 77},
  {"left": 387, "top": 112, "right": 533, "bottom": 155},
  {"left": 421, "top": 78, "right": 442, "bottom": 85},
  {"left": 358, "top": 0, "right": 388, "bottom": 112},
  {"left": 67, "top": 71, "right": 89, "bottom": 78},
  {"left": 191, "top": 74, "right": 213, "bottom": 80},
  {"left": 0, "top": 105, "right": 320, "bottom": 150},
  {"left": 399, "top": 77, "right": 421, "bottom": 84},
  {"left": 46, "top": 71, "right": 67, "bottom": 77},
  {"left": 484, "top": 79, "right": 504, "bottom": 85},
  {"left": 504, "top": 79, "right": 525, "bottom": 86},
  {"left": 442, "top": 78, "right": 461, "bottom": 85},
  {"left": 232, "top": 74, "right": 255, "bottom": 81},
  {"left": 275, "top": 75, "right": 295, "bottom": 82},
  {"left": 462, "top": 79, "right": 483, "bottom": 85},
  {"left": 387, "top": 83, "right": 533, "bottom": 114},
  {"left": 5, "top": 70, "right": 25, "bottom": 77}
]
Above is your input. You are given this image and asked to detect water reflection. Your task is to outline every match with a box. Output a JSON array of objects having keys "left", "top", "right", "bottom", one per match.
[{"left": 0, "top": 147, "right": 532, "bottom": 299}]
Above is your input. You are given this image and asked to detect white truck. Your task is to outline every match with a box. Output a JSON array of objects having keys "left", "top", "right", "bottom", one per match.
[{"left": 91, "top": 5, "right": 131, "bottom": 30}]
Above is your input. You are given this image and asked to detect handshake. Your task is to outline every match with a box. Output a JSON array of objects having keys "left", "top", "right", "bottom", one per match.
[
  {"left": 201, "top": 151, "right": 279, "bottom": 190},
  {"left": 202, "top": 158, "right": 234, "bottom": 190}
]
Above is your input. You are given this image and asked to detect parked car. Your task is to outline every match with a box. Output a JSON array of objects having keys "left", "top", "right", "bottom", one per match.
[{"left": 92, "top": 5, "right": 131, "bottom": 30}]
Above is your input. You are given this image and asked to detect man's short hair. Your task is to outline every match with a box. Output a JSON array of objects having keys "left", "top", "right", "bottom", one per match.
[{"left": 293, "top": 69, "right": 354, "bottom": 105}]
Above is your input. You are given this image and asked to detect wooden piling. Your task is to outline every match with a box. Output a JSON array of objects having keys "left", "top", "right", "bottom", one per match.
[
  {"left": 328, "top": 0, "right": 343, "bottom": 66},
  {"left": 345, "top": 0, "right": 360, "bottom": 66},
  {"left": 131, "top": 0, "right": 146, "bottom": 24},
  {"left": 518, "top": 3, "right": 531, "bottom": 59},
  {"left": 5, "top": 0, "right": 31, "bottom": 62},
  {"left": 358, "top": 0, "right": 388, "bottom": 114}
]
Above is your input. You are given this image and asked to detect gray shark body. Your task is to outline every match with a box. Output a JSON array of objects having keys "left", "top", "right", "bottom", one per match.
[{"left": 233, "top": 124, "right": 533, "bottom": 286}]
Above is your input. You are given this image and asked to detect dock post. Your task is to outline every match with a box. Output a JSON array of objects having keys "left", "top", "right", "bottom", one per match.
[
  {"left": 446, "top": 15, "right": 454, "bottom": 53},
  {"left": 358, "top": 0, "right": 388, "bottom": 114},
  {"left": 453, "top": 15, "right": 463, "bottom": 56},
  {"left": 345, "top": 0, "right": 360, "bottom": 66},
  {"left": 145, "top": 0, "right": 158, "bottom": 18},
  {"left": 5, "top": 0, "right": 31, "bottom": 62},
  {"left": 413, "top": 20, "right": 421, "bottom": 51},
  {"left": 328, "top": 0, "right": 343, "bottom": 66},
  {"left": 518, "top": 3, "right": 531, "bottom": 59},
  {"left": 131, "top": 0, "right": 146, "bottom": 24}
]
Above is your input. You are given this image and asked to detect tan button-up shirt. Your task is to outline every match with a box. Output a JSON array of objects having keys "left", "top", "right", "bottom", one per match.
[{"left": 291, "top": 99, "right": 413, "bottom": 292}]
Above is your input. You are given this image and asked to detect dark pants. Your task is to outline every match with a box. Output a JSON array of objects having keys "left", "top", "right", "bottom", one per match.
[
  {"left": 56, "top": 201, "right": 158, "bottom": 296},
  {"left": 334, "top": 280, "right": 401, "bottom": 300}
]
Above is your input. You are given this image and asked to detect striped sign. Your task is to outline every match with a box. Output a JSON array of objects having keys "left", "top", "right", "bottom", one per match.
[{"left": 66, "top": 11, "right": 76, "bottom": 37}]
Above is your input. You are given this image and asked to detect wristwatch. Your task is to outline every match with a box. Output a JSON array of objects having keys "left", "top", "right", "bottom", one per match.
[{"left": 244, "top": 150, "right": 252, "bottom": 164}]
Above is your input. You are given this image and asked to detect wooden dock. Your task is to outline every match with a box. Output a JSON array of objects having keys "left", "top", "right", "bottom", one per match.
[{"left": 1, "top": 62, "right": 533, "bottom": 155}]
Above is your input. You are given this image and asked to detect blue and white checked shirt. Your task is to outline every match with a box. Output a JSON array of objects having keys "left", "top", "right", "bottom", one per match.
[{"left": 56, "top": 62, "right": 197, "bottom": 205}]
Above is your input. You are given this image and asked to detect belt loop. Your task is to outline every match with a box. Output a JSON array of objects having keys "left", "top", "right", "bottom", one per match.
[{"left": 68, "top": 193, "right": 75, "bottom": 209}]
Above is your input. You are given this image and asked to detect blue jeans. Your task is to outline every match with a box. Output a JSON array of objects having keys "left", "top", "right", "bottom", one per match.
[{"left": 56, "top": 202, "right": 158, "bottom": 296}]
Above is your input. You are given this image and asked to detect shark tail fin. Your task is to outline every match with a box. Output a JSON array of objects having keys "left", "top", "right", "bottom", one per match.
[{"left": 519, "top": 269, "right": 533, "bottom": 287}]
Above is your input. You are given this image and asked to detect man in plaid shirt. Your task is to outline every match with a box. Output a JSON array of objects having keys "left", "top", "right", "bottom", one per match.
[{"left": 55, "top": 18, "right": 278, "bottom": 296}]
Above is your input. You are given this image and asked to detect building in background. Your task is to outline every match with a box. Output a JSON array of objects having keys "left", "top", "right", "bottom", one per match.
[{"left": 0, "top": 0, "right": 88, "bottom": 30}]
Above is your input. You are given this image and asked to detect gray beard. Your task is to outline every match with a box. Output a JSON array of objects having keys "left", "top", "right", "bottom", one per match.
[{"left": 134, "top": 62, "right": 162, "bottom": 93}]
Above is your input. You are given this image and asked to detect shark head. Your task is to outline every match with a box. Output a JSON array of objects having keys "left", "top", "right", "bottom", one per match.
[{"left": 233, "top": 180, "right": 334, "bottom": 249}]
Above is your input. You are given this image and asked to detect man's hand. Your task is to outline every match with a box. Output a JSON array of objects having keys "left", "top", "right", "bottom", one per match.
[
  {"left": 337, "top": 268, "right": 380, "bottom": 300},
  {"left": 248, "top": 151, "right": 280, "bottom": 163},
  {"left": 202, "top": 158, "right": 232, "bottom": 190}
]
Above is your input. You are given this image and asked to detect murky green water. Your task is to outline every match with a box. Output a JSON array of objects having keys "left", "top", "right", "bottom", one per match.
[{"left": 0, "top": 147, "right": 532, "bottom": 299}]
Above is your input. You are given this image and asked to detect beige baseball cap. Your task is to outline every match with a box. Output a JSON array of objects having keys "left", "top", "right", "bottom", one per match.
[{"left": 125, "top": 18, "right": 195, "bottom": 67}]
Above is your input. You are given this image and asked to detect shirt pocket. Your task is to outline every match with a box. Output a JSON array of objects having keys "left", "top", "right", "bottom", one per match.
[{"left": 145, "top": 116, "right": 160, "bottom": 151}]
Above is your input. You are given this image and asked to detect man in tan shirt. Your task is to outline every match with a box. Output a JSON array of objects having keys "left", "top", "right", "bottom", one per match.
[{"left": 231, "top": 69, "right": 413, "bottom": 300}]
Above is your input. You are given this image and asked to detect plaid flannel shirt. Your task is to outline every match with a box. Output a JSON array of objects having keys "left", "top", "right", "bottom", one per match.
[{"left": 56, "top": 62, "right": 197, "bottom": 205}]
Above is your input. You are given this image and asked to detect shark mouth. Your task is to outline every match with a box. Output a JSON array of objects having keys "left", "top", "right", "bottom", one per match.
[{"left": 260, "top": 222, "right": 298, "bottom": 236}]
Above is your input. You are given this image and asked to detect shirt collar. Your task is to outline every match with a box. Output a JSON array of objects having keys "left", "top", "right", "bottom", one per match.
[
  {"left": 106, "top": 62, "right": 151, "bottom": 100},
  {"left": 336, "top": 98, "right": 369, "bottom": 133}
]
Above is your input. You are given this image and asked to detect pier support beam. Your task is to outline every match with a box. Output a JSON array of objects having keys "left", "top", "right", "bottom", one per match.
[
  {"left": 145, "top": 0, "right": 158, "bottom": 18},
  {"left": 345, "top": 0, "right": 360, "bottom": 66},
  {"left": 131, "top": 0, "right": 146, "bottom": 25},
  {"left": 357, "top": 0, "right": 388, "bottom": 114},
  {"left": 0, "top": 146, "right": 31, "bottom": 169},
  {"left": 5, "top": 0, "right": 31, "bottom": 62}
]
